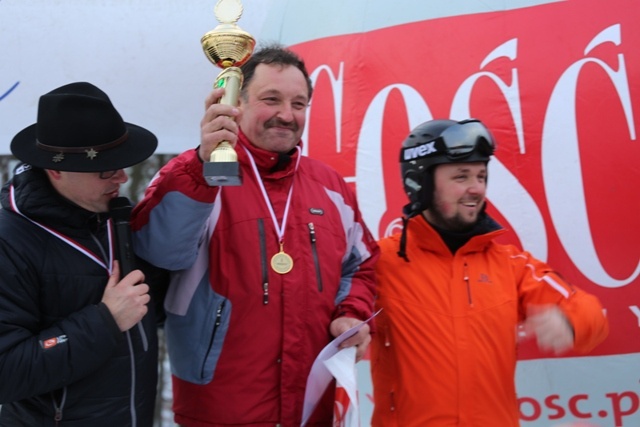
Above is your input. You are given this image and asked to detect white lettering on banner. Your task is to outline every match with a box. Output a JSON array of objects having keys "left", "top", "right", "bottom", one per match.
[
  {"left": 354, "top": 84, "right": 434, "bottom": 239},
  {"left": 308, "top": 23, "right": 638, "bottom": 283},
  {"left": 515, "top": 354, "right": 640, "bottom": 426},
  {"left": 357, "top": 354, "right": 640, "bottom": 426},
  {"left": 451, "top": 38, "right": 526, "bottom": 152},
  {"left": 630, "top": 306, "right": 640, "bottom": 327},
  {"left": 518, "top": 391, "right": 640, "bottom": 426},
  {"left": 542, "top": 24, "right": 639, "bottom": 288},
  {"left": 304, "top": 62, "right": 345, "bottom": 157},
  {"left": 450, "top": 37, "right": 548, "bottom": 260},
  {"left": 345, "top": 37, "right": 549, "bottom": 259}
]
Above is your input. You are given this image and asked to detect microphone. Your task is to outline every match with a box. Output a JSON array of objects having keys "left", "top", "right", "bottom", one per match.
[
  {"left": 109, "top": 196, "right": 136, "bottom": 275},
  {"left": 109, "top": 197, "right": 150, "bottom": 343}
]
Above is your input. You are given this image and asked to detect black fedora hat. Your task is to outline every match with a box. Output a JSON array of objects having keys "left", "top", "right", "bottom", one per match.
[{"left": 11, "top": 82, "right": 157, "bottom": 172}]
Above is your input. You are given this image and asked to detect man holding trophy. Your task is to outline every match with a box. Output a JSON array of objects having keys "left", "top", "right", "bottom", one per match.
[{"left": 131, "top": 1, "right": 379, "bottom": 426}]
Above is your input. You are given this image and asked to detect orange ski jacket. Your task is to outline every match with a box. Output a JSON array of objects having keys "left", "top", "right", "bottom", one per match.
[{"left": 370, "top": 215, "right": 608, "bottom": 427}]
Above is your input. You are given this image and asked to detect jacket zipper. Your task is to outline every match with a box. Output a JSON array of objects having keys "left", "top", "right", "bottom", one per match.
[
  {"left": 463, "top": 260, "right": 474, "bottom": 307},
  {"left": 258, "top": 219, "right": 269, "bottom": 304},
  {"left": 126, "top": 330, "right": 138, "bottom": 426},
  {"left": 308, "top": 223, "right": 323, "bottom": 292},
  {"left": 200, "top": 300, "right": 226, "bottom": 378},
  {"left": 51, "top": 387, "right": 67, "bottom": 426}
]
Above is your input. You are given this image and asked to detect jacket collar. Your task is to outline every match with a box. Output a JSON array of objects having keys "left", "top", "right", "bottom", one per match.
[
  {"left": 1, "top": 164, "right": 105, "bottom": 237},
  {"left": 237, "top": 130, "right": 301, "bottom": 180},
  {"left": 408, "top": 213, "right": 504, "bottom": 256}
]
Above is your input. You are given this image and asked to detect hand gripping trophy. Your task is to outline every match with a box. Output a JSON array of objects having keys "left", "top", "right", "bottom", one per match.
[{"left": 201, "top": 0, "right": 255, "bottom": 186}]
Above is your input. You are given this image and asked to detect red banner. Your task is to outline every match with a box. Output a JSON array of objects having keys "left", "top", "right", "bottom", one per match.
[{"left": 293, "top": 0, "right": 639, "bottom": 360}]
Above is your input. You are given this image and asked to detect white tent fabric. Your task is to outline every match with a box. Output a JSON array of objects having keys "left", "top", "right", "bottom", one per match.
[{"left": 0, "top": 0, "right": 559, "bottom": 154}]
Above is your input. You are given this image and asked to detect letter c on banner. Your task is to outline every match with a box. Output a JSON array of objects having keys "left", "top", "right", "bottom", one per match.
[
  {"left": 542, "top": 24, "right": 638, "bottom": 288},
  {"left": 304, "top": 63, "right": 345, "bottom": 156}
]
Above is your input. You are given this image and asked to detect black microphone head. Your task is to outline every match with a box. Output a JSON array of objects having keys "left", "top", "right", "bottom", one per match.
[{"left": 109, "top": 196, "right": 132, "bottom": 223}]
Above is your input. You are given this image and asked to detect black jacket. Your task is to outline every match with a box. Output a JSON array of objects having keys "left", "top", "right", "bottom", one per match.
[{"left": 0, "top": 165, "right": 159, "bottom": 426}]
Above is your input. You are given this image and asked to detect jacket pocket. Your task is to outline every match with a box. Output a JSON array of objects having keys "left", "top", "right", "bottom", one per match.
[{"left": 164, "top": 275, "right": 231, "bottom": 384}]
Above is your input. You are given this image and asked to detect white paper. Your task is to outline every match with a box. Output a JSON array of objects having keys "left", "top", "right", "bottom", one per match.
[
  {"left": 325, "top": 346, "right": 359, "bottom": 426},
  {"left": 300, "top": 310, "right": 381, "bottom": 426}
]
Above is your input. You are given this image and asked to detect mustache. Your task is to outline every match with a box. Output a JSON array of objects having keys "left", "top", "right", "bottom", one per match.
[{"left": 264, "top": 117, "right": 298, "bottom": 132}]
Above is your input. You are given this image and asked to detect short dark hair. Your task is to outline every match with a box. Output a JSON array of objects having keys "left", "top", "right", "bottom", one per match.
[{"left": 240, "top": 44, "right": 313, "bottom": 100}]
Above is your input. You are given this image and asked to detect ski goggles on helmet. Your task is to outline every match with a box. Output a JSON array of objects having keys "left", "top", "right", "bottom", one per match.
[{"left": 400, "top": 119, "right": 496, "bottom": 163}]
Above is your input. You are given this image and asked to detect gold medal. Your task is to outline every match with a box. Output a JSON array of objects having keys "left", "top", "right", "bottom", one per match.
[
  {"left": 271, "top": 242, "right": 293, "bottom": 274},
  {"left": 244, "top": 147, "right": 302, "bottom": 276}
]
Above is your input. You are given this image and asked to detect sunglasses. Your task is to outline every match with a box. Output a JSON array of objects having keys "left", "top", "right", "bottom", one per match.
[
  {"left": 98, "top": 170, "right": 120, "bottom": 179},
  {"left": 400, "top": 119, "right": 496, "bottom": 162}
]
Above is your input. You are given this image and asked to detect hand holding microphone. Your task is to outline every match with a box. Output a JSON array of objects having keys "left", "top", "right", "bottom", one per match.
[
  {"left": 102, "top": 261, "right": 150, "bottom": 332},
  {"left": 101, "top": 197, "right": 150, "bottom": 332}
]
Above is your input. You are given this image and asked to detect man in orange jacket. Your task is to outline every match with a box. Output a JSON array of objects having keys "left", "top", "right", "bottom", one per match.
[{"left": 370, "top": 119, "right": 608, "bottom": 427}]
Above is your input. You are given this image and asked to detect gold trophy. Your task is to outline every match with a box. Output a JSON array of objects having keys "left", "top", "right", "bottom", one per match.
[{"left": 201, "top": 0, "right": 255, "bottom": 186}]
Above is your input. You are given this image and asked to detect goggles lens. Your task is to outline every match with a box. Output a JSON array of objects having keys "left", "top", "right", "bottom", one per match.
[{"left": 400, "top": 119, "right": 496, "bottom": 162}]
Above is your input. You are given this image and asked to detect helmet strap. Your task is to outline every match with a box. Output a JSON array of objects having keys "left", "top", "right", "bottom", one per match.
[{"left": 396, "top": 216, "right": 411, "bottom": 262}]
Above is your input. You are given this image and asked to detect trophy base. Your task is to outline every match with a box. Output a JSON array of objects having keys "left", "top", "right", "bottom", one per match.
[{"left": 204, "top": 161, "right": 242, "bottom": 186}]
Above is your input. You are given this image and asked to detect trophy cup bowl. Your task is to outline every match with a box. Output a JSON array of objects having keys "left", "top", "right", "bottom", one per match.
[
  {"left": 201, "top": 0, "right": 256, "bottom": 186},
  {"left": 201, "top": 25, "right": 255, "bottom": 69}
]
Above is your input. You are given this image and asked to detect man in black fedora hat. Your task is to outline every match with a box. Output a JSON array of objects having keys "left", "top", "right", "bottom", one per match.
[{"left": 0, "top": 82, "right": 161, "bottom": 426}]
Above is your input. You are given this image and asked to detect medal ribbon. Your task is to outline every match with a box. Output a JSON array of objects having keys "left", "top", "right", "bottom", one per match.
[
  {"left": 9, "top": 184, "right": 114, "bottom": 274},
  {"left": 242, "top": 145, "right": 301, "bottom": 246}
]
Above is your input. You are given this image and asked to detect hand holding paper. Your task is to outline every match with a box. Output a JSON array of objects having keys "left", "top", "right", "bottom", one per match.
[
  {"left": 330, "top": 317, "right": 371, "bottom": 362},
  {"left": 301, "top": 309, "right": 381, "bottom": 426}
]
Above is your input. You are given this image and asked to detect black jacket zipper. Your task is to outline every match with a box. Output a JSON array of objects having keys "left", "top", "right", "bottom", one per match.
[
  {"left": 258, "top": 219, "right": 269, "bottom": 304},
  {"left": 51, "top": 387, "right": 67, "bottom": 426},
  {"left": 200, "top": 300, "right": 226, "bottom": 378},
  {"left": 308, "top": 223, "right": 323, "bottom": 292}
]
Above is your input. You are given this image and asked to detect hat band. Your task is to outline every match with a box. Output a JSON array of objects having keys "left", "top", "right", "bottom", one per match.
[{"left": 35, "top": 131, "right": 129, "bottom": 153}]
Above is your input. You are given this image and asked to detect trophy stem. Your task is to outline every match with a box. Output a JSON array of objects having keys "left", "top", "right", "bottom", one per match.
[
  {"left": 210, "top": 141, "right": 237, "bottom": 162},
  {"left": 208, "top": 67, "right": 243, "bottom": 164},
  {"left": 215, "top": 67, "right": 243, "bottom": 106}
]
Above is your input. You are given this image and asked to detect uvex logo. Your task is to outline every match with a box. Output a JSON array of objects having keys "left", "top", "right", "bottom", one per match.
[{"left": 402, "top": 141, "right": 436, "bottom": 161}]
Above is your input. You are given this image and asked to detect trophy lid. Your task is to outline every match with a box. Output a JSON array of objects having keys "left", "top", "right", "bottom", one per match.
[
  {"left": 215, "top": 0, "right": 243, "bottom": 24},
  {"left": 201, "top": 0, "right": 255, "bottom": 68}
]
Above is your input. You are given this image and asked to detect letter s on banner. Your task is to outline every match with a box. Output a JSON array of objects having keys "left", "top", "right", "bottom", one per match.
[{"left": 450, "top": 37, "right": 548, "bottom": 260}]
